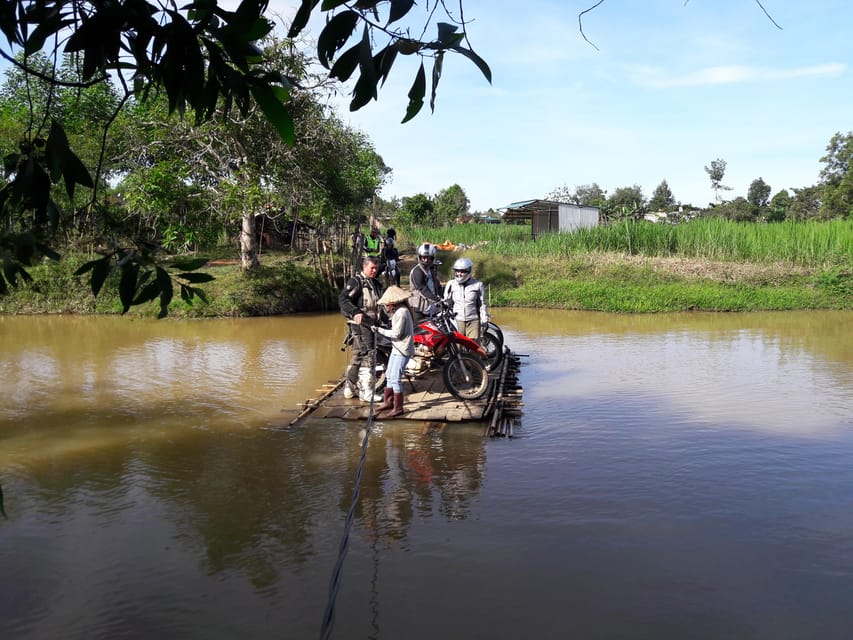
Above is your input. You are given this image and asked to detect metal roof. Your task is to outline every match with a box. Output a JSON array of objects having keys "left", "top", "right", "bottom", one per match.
[{"left": 501, "top": 198, "right": 557, "bottom": 211}]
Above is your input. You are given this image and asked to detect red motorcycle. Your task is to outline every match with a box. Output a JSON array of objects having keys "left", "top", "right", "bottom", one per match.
[
  {"left": 360, "top": 300, "right": 490, "bottom": 401},
  {"left": 403, "top": 299, "right": 491, "bottom": 400}
]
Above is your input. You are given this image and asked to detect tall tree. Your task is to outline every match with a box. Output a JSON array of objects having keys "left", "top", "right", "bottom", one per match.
[
  {"left": 818, "top": 131, "right": 853, "bottom": 219},
  {"left": 788, "top": 185, "right": 822, "bottom": 221},
  {"left": 606, "top": 184, "right": 646, "bottom": 219},
  {"left": 433, "top": 184, "right": 470, "bottom": 225},
  {"left": 768, "top": 189, "right": 791, "bottom": 222},
  {"left": 573, "top": 183, "right": 607, "bottom": 206},
  {"left": 704, "top": 158, "right": 732, "bottom": 203},
  {"left": 648, "top": 179, "right": 675, "bottom": 212},
  {"left": 396, "top": 193, "right": 434, "bottom": 226},
  {"left": 747, "top": 177, "right": 772, "bottom": 220},
  {"left": 545, "top": 184, "right": 573, "bottom": 203}
]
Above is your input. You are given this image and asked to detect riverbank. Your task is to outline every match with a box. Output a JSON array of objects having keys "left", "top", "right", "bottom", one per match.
[{"left": 0, "top": 248, "right": 849, "bottom": 317}]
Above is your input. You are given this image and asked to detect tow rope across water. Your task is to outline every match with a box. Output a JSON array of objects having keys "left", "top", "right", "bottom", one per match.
[{"left": 320, "top": 344, "right": 381, "bottom": 640}]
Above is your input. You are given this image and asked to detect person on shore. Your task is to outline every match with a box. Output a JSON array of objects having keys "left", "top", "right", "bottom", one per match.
[
  {"left": 372, "top": 285, "right": 414, "bottom": 418},
  {"left": 338, "top": 256, "right": 384, "bottom": 402},
  {"left": 408, "top": 242, "right": 442, "bottom": 325},
  {"left": 443, "top": 257, "right": 489, "bottom": 342},
  {"left": 382, "top": 236, "right": 400, "bottom": 286},
  {"left": 363, "top": 227, "right": 382, "bottom": 260}
]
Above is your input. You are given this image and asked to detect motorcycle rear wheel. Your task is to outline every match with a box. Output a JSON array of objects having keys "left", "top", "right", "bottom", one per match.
[
  {"left": 443, "top": 353, "right": 490, "bottom": 400},
  {"left": 480, "top": 329, "right": 503, "bottom": 372}
]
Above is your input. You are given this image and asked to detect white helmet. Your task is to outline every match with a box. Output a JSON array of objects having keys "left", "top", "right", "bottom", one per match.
[
  {"left": 417, "top": 243, "right": 436, "bottom": 264},
  {"left": 453, "top": 257, "right": 473, "bottom": 283}
]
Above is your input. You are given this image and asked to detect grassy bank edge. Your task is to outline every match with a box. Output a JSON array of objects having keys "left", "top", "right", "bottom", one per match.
[{"left": 1, "top": 250, "right": 850, "bottom": 317}]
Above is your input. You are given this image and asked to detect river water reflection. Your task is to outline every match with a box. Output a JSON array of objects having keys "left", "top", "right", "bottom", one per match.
[{"left": 2, "top": 310, "right": 852, "bottom": 639}]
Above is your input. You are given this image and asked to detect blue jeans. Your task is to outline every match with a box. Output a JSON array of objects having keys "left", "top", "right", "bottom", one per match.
[{"left": 386, "top": 352, "right": 410, "bottom": 393}]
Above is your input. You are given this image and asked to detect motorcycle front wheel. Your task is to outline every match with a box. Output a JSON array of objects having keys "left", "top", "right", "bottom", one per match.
[{"left": 443, "top": 353, "right": 490, "bottom": 400}]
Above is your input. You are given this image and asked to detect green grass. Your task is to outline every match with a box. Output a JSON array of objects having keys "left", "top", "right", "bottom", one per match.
[
  {"left": 397, "top": 218, "right": 853, "bottom": 268},
  {"left": 0, "top": 253, "right": 337, "bottom": 317},
  {"left": 2, "top": 220, "right": 851, "bottom": 316}
]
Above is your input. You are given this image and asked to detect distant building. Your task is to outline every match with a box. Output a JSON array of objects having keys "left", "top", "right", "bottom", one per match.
[{"left": 499, "top": 199, "right": 601, "bottom": 239}]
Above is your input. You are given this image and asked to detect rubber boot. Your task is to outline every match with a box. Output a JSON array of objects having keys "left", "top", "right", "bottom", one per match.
[
  {"left": 358, "top": 367, "right": 383, "bottom": 403},
  {"left": 386, "top": 392, "right": 404, "bottom": 418},
  {"left": 343, "top": 381, "right": 356, "bottom": 399},
  {"left": 344, "top": 364, "right": 359, "bottom": 399},
  {"left": 379, "top": 387, "right": 394, "bottom": 411}
]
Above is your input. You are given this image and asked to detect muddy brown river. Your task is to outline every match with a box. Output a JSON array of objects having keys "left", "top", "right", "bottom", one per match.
[{"left": 2, "top": 310, "right": 852, "bottom": 639}]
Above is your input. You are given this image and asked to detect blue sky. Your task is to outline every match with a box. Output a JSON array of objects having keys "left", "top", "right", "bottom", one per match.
[{"left": 273, "top": 0, "right": 852, "bottom": 212}]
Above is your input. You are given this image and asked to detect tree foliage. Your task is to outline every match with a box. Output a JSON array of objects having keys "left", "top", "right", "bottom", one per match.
[
  {"left": 747, "top": 177, "right": 771, "bottom": 209},
  {"left": 768, "top": 189, "right": 791, "bottom": 222},
  {"left": 290, "top": 0, "right": 491, "bottom": 122},
  {"left": 433, "top": 184, "right": 470, "bottom": 225},
  {"left": 788, "top": 185, "right": 822, "bottom": 221},
  {"left": 819, "top": 131, "right": 853, "bottom": 219},
  {"left": 605, "top": 184, "right": 646, "bottom": 219},
  {"left": 704, "top": 158, "right": 732, "bottom": 203},
  {"left": 648, "top": 179, "right": 675, "bottom": 212},
  {"left": 396, "top": 193, "right": 434, "bottom": 226},
  {"left": 0, "top": 0, "right": 489, "bottom": 309}
]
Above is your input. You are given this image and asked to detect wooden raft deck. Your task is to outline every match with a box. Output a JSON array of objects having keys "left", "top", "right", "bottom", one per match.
[{"left": 289, "top": 349, "right": 524, "bottom": 437}]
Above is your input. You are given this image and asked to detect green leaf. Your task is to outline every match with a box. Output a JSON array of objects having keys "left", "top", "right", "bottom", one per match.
[
  {"left": 435, "top": 23, "right": 464, "bottom": 48},
  {"left": 46, "top": 199, "right": 61, "bottom": 233},
  {"left": 430, "top": 50, "right": 443, "bottom": 113},
  {"left": 118, "top": 261, "right": 140, "bottom": 313},
  {"left": 35, "top": 241, "right": 61, "bottom": 261},
  {"left": 329, "top": 44, "right": 360, "bottom": 82},
  {"left": 374, "top": 43, "right": 398, "bottom": 87},
  {"left": 191, "top": 286, "right": 209, "bottom": 304},
  {"left": 45, "top": 120, "right": 70, "bottom": 183},
  {"left": 73, "top": 259, "right": 99, "bottom": 276},
  {"left": 132, "top": 279, "right": 161, "bottom": 305},
  {"left": 320, "top": 0, "right": 349, "bottom": 10},
  {"left": 317, "top": 10, "right": 359, "bottom": 68},
  {"left": 171, "top": 257, "right": 210, "bottom": 271},
  {"left": 2, "top": 258, "right": 20, "bottom": 287},
  {"left": 450, "top": 44, "right": 493, "bottom": 83},
  {"left": 250, "top": 83, "right": 294, "bottom": 145},
  {"left": 288, "top": 0, "right": 319, "bottom": 38},
  {"left": 388, "top": 0, "right": 415, "bottom": 25},
  {"left": 3, "top": 152, "right": 19, "bottom": 177},
  {"left": 156, "top": 267, "right": 174, "bottom": 318},
  {"left": 90, "top": 256, "right": 113, "bottom": 297},
  {"left": 62, "top": 150, "right": 94, "bottom": 201},
  {"left": 401, "top": 62, "right": 426, "bottom": 123},
  {"left": 178, "top": 272, "right": 214, "bottom": 283},
  {"left": 349, "top": 25, "right": 378, "bottom": 111},
  {"left": 180, "top": 283, "right": 193, "bottom": 304},
  {"left": 24, "top": 9, "right": 68, "bottom": 56}
]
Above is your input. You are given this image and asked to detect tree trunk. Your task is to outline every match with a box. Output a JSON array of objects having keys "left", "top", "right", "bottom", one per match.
[{"left": 240, "top": 212, "right": 260, "bottom": 270}]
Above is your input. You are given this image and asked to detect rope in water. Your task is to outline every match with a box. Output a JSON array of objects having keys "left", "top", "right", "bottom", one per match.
[{"left": 320, "top": 345, "right": 380, "bottom": 640}]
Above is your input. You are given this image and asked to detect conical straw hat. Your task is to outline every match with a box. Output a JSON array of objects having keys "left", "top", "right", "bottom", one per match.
[{"left": 378, "top": 285, "right": 410, "bottom": 306}]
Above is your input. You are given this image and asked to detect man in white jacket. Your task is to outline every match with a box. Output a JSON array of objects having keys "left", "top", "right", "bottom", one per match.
[{"left": 443, "top": 257, "right": 489, "bottom": 342}]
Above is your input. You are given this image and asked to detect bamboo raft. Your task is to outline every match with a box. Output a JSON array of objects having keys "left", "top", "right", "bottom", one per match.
[{"left": 289, "top": 349, "right": 524, "bottom": 437}]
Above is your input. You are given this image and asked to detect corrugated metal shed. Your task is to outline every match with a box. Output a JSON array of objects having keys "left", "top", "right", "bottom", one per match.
[{"left": 499, "top": 199, "right": 600, "bottom": 239}]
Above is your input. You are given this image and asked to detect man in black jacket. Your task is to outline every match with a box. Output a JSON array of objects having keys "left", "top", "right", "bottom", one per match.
[
  {"left": 338, "top": 256, "right": 385, "bottom": 401},
  {"left": 408, "top": 242, "right": 442, "bottom": 325}
]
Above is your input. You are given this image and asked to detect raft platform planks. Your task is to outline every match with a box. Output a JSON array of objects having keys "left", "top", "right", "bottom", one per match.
[{"left": 289, "top": 349, "right": 524, "bottom": 436}]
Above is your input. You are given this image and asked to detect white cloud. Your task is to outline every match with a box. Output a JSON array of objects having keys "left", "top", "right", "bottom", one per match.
[{"left": 630, "top": 63, "right": 846, "bottom": 88}]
